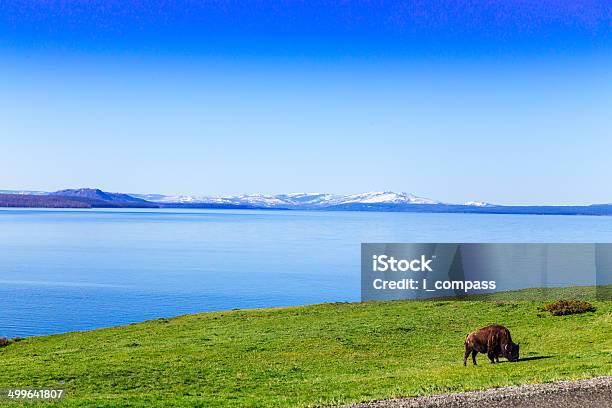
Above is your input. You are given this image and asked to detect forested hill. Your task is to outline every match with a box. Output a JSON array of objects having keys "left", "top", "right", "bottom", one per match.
[{"left": 0, "top": 189, "right": 159, "bottom": 208}]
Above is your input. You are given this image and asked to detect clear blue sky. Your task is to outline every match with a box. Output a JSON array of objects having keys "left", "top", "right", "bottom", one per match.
[{"left": 1, "top": 1, "right": 610, "bottom": 205}]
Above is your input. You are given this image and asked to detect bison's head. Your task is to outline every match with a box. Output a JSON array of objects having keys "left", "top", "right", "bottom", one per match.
[{"left": 505, "top": 343, "right": 520, "bottom": 362}]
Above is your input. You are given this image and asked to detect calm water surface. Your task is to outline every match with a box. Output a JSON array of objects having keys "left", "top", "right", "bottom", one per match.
[{"left": 2, "top": 208, "right": 612, "bottom": 337}]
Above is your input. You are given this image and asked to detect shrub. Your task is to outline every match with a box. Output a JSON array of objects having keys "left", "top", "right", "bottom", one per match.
[
  {"left": 0, "top": 337, "right": 26, "bottom": 348},
  {"left": 542, "top": 300, "right": 596, "bottom": 316}
]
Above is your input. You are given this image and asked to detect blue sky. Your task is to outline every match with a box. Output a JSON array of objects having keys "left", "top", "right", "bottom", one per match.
[{"left": 1, "top": 1, "right": 611, "bottom": 205}]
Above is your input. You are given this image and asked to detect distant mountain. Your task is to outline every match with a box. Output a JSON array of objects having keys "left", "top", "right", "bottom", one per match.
[
  {"left": 333, "top": 192, "right": 440, "bottom": 205},
  {"left": 133, "top": 191, "right": 443, "bottom": 209},
  {"left": 2, "top": 188, "right": 612, "bottom": 215},
  {"left": 0, "top": 188, "right": 158, "bottom": 208},
  {"left": 51, "top": 188, "right": 156, "bottom": 206},
  {"left": 0, "top": 189, "right": 47, "bottom": 195}
]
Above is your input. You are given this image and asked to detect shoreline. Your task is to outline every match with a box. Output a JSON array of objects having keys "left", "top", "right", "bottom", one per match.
[{"left": 2, "top": 285, "right": 608, "bottom": 339}]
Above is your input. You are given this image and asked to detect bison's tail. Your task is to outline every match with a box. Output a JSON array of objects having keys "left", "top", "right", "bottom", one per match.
[{"left": 464, "top": 334, "right": 472, "bottom": 348}]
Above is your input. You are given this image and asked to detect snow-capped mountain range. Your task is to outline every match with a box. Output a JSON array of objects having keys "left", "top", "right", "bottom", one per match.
[
  {"left": 133, "top": 191, "right": 492, "bottom": 208},
  {"left": 4, "top": 188, "right": 612, "bottom": 215}
]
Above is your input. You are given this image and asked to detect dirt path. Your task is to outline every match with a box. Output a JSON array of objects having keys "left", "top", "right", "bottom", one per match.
[{"left": 340, "top": 376, "right": 611, "bottom": 408}]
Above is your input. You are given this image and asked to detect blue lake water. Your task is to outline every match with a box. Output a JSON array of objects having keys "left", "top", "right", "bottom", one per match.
[{"left": 2, "top": 208, "right": 612, "bottom": 338}]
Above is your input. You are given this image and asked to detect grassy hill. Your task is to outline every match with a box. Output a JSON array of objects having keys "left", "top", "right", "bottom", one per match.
[{"left": 1, "top": 287, "right": 610, "bottom": 407}]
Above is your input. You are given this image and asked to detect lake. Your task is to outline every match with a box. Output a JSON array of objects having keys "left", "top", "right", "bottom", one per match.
[{"left": 1, "top": 208, "right": 612, "bottom": 338}]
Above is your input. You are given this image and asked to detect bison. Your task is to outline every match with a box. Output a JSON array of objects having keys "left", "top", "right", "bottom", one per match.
[{"left": 464, "top": 325, "right": 519, "bottom": 366}]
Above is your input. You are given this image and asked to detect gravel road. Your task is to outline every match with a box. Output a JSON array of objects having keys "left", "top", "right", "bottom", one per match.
[{"left": 340, "top": 376, "right": 611, "bottom": 408}]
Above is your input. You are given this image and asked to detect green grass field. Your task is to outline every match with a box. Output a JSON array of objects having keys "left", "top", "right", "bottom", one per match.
[{"left": 1, "top": 287, "right": 610, "bottom": 407}]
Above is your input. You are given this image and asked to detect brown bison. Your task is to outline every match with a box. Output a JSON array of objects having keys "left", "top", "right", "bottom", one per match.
[{"left": 464, "top": 325, "right": 519, "bottom": 366}]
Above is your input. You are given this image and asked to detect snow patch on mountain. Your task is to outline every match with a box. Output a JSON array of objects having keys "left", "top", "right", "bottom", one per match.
[{"left": 464, "top": 201, "right": 492, "bottom": 207}]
